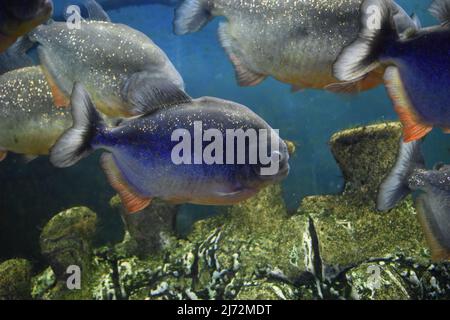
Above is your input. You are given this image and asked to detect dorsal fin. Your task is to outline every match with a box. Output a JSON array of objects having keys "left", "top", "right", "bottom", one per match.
[
  {"left": 429, "top": 0, "right": 450, "bottom": 26},
  {"left": 84, "top": 0, "right": 111, "bottom": 22},
  {"left": 122, "top": 73, "right": 192, "bottom": 116}
]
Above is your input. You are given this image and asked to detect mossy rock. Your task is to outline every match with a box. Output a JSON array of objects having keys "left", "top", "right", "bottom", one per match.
[
  {"left": 111, "top": 196, "right": 179, "bottom": 257},
  {"left": 40, "top": 207, "right": 97, "bottom": 281},
  {"left": 0, "top": 259, "right": 32, "bottom": 300},
  {"left": 300, "top": 195, "right": 428, "bottom": 266},
  {"left": 299, "top": 122, "right": 429, "bottom": 266},
  {"left": 330, "top": 122, "right": 402, "bottom": 199},
  {"left": 347, "top": 261, "right": 411, "bottom": 300}
]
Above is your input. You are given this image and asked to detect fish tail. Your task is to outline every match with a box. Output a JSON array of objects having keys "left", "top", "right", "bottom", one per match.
[
  {"left": 334, "top": 0, "right": 398, "bottom": 82},
  {"left": 173, "top": 0, "right": 213, "bottom": 35},
  {"left": 377, "top": 138, "right": 425, "bottom": 211},
  {"left": 50, "top": 83, "right": 106, "bottom": 168}
]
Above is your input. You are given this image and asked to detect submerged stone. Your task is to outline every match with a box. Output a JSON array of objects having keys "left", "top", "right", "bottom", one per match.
[
  {"left": 0, "top": 259, "right": 32, "bottom": 300},
  {"left": 31, "top": 122, "right": 449, "bottom": 300},
  {"left": 111, "top": 196, "right": 179, "bottom": 258},
  {"left": 40, "top": 207, "right": 97, "bottom": 281}
]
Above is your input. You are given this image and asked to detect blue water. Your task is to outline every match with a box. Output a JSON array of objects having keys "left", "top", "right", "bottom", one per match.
[{"left": 2, "top": 0, "right": 449, "bottom": 263}]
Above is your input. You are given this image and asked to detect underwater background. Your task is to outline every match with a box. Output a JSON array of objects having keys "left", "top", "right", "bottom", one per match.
[{"left": 1, "top": 0, "right": 449, "bottom": 272}]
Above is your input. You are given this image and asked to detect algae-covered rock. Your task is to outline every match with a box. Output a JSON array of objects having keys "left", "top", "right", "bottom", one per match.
[
  {"left": 40, "top": 207, "right": 97, "bottom": 281},
  {"left": 299, "top": 122, "right": 429, "bottom": 267},
  {"left": 111, "top": 196, "right": 179, "bottom": 257},
  {"left": 31, "top": 121, "right": 449, "bottom": 300},
  {"left": 0, "top": 259, "right": 32, "bottom": 300},
  {"left": 330, "top": 122, "right": 402, "bottom": 199},
  {"left": 31, "top": 267, "right": 56, "bottom": 300},
  {"left": 347, "top": 261, "right": 411, "bottom": 300}
]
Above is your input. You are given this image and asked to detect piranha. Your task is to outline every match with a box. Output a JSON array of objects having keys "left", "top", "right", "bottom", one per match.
[
  {"left": 173, "top": 0, "right": 418, "bottom": 93},
  {"left": 0, "top": 0, "right": 53, "bottom": 52},
  {"left": 0, "top": 42, "right": 72, "bottom": 161},
  {"left": 334, "top": 0, "right": 450, "bottom": 142},
  {"left": 377, "top": 139, "right": 450, "bottom": 261},
  {"left": 29, "top": 0, "right": 184, "bottom": 117},
  {"left": 50, "top": 82, "right": 290, "bottom": 213}
]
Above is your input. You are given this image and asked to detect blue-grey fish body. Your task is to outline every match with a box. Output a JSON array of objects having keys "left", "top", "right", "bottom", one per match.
[
  {"left": 334, "top": 0, "right": 450, "bottom": 142},
  {"left": 29, "top": 3, "right": 184, "bottom": 117},
  {"left": 377, "top": 139, "right": 450, "bottom": 261},
  {"left": 50, "top": 83, "right": 290, "bottom": 213},
  {"left": 174, "top": 0, "right": 416, "bottom": 92}
]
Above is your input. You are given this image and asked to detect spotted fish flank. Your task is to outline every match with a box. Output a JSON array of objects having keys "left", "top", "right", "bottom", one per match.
[
  {"left": 0, "top": 66, "right": 72, "bottom": 160},
  {"left": 29, "top": 0, "right": 185, "bottom": 118},
  {"left": 174, "top": 0, "right": 418, "bottom": 92}
]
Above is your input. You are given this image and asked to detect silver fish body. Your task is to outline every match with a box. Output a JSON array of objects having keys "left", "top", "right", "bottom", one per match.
[
  {"left": 174, "top": 0, "right": 412, "bottom": 91},
  {"left": 29, "top": 19, "right": 185, "bottom": 117},
  {"left": 0, "top": 66, "right": 72, "bottom": 159}
]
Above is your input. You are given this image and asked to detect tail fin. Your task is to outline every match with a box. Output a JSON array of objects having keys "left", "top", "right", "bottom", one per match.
[
  {"left": 173, "top": 0, "right": 213, "bottom": 35},
  {"left": 377, "top": 138, "right": 425, "bottom": 211},
  {"left": 429, "top": 0, "right": 450, "bottom": 26},
  {"left": 0, "top": 37, "right": 34, "bottom": 75},
  {"left": 50, "top": 83, "right": 105, "bottom": 168},
  {"left": 334, "top": 0, "right": 398, "bottom": 82}
]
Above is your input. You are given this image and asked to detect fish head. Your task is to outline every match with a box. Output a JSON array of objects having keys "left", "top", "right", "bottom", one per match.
[
  {"left": 2, "top": 0, "right": 53, "bottom": 37},
  {"left": 243, "top": 133, "right": 290, "bottom": 189}
]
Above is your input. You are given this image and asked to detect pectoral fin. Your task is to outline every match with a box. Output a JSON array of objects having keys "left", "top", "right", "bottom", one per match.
[
  {"left": 384, "top": 67, "right": 432, "bottom": 142},
  {"left": 416, "top": 191, "right": 450, "bottom": 261},
  {"left": 218, "top": 22, "right": 266, "bottom": 87},
  {"left": 100, "top": 153, "right": 152, "bottom": 214},
  {"left": 37, "top": 49, "right": 70, "bottom": 107}
]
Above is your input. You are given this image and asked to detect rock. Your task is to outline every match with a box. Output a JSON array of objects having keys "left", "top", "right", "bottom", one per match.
[
  {"left": 31, "top": 122, "right": 450, "bottom": 300},
  {"left": 31, "top": 267, "right": 56, "bottom": 300},
  {"left": 40, "top": 207, "right": 97, "bottom": 282},
  {"left": 329, "top": 122, "right": 403, "bottom": 199},
  {"left": 299, "top": 122, "right": 429, "bottom": 266},
  {"left": 111, "top": 196, "right": 179, "bottom": 257},
  {"left": 347, "top": 261, "right": 411, "bottom": 300},
  {"left": 0, "top": 259, "right": 32, "bottom": 300}
]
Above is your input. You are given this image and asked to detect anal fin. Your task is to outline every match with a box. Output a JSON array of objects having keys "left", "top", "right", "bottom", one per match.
[
  {"left": 218, "top": 22, "right": 266, "bottom": 87},
  {"left": 100, "top": 153, "right": 152, "bottom": 214},
  {"left": 384, "top": 67, "right": 432, "bottom": 142}
]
